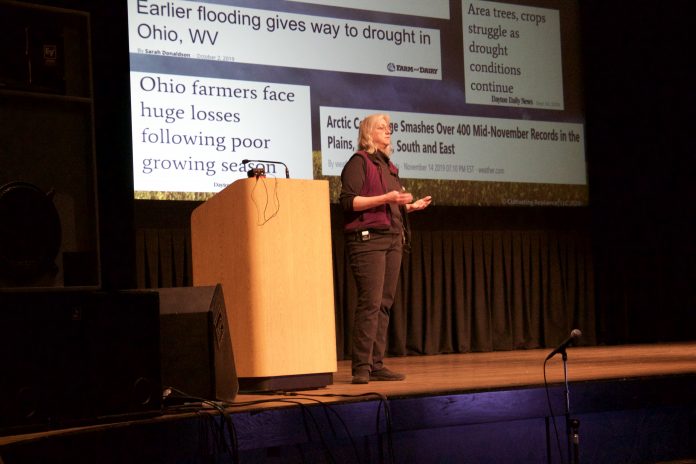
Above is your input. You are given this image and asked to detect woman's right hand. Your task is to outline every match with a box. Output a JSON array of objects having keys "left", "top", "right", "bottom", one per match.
[{"left": 385, "top": 190, "right": 413, "bottom": 205}]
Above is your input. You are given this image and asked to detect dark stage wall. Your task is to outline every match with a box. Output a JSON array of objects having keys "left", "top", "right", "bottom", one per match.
[
  {"left": 4, "top": 1, "right": 695, "bottom": 354},
  {"left": 581, "top": 1, "right": 694, "bottom": 345}
]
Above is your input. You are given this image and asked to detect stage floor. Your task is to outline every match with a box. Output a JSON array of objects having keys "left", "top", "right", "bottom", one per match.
[
  {"left": 236, "top": 341, "right": 696, "bottom": 405},
  {"left": 2, "top": 342, "right": 696, "bottom": 464},
  {"left": 3, "top": 341, "right": 696, "bottom": 438}
]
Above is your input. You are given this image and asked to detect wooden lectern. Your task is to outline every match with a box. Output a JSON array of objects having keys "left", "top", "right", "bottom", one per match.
[{"left": 191, "top": 178, "right": 337, "bottom": 391}]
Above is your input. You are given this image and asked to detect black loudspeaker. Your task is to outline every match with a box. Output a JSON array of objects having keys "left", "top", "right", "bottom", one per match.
[
  {"left": 0, "top": 182, "right": 62, "bottom": 287},
  {"left": 0, "top": 289, "right": 162, "bottom": 436},
  {"left": 0, "top": 3, "right": 98, "bottom": 289},
  {"left": 158, "top": 285, "right": 238, "bottom": 402}
]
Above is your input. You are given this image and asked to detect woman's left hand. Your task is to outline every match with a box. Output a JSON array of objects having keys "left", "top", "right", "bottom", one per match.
[{"left": 407, "top": 196, "right": 432, "bottom": 212}]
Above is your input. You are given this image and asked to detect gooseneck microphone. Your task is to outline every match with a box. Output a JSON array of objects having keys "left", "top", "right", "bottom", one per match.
[
  {"left": 241, "top": 159, "right": 290, "bottom": 178},
  {"left": 545, "top": 329, "right": 582, "bottom": 361}
]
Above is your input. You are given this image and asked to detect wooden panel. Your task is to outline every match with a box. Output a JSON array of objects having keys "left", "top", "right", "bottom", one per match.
[{"left": 191, "top": 178, "right": 337, "bottom": 378}]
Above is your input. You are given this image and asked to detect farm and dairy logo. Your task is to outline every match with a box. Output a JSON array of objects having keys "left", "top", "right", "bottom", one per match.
[{"left": 387, "top": 62, "right": 438, "bottom": 75}]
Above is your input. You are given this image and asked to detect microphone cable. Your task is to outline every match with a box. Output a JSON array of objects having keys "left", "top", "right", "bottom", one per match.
[{"left": 250, "top": 174, "right": 280, "bottom": 225}]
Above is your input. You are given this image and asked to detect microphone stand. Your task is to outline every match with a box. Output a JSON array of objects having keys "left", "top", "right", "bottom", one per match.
[{"left": 562, "top": 350, "right": 580, "bottom": 464}]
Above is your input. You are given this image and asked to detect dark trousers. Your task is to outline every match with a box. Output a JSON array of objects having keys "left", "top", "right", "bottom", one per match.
[{"left": 347, "top": 232, "right": 403, "bottom": 374}]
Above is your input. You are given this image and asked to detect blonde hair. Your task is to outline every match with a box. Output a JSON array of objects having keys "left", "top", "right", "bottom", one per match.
[{"left": 357, "top": 113, "right": 392, "bottom": 156}]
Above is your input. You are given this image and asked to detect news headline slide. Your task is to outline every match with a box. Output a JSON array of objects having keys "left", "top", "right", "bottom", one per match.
[
  {"left": 321, "top": 107, "right": 585, "bottom": 184},
  {"left": 462, "top": 0, "right": 563, "bottom": 109},
  {"left": 129, "top": 0, "right": 442, "bottom": 79},
  {"left": 131, "top": 71, "right": 311, "bottom": 193},
  {"left": 128, "top": 0, "right": 586, "bottom": 205}
]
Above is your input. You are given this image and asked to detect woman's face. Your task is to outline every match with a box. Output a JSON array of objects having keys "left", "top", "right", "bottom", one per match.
[{"left": 371, "top": 118, "right": 391, "bottom": 153}]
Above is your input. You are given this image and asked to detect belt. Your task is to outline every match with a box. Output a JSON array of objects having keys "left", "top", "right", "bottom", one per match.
[{"left": 347, "top": 229, "right": 393, "bottom": 242}]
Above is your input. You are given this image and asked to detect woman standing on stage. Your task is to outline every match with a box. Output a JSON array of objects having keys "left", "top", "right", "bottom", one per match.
[{"left": 339, "top": 113, "right": 432, "bottom": 384}]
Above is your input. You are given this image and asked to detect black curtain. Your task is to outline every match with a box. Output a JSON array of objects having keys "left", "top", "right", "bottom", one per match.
[
  {"left": 135, "top": 203, "right": 596, "bottom": 360},
  {"left": 333, "top": 206, "right": 595, "bottom": 359}
]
